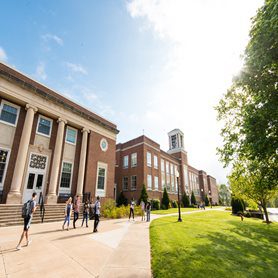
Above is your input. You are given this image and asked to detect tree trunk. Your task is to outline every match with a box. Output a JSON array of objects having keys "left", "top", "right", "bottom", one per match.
[{"left": 261, "top": 202, "right": 270, "bottom": 224}]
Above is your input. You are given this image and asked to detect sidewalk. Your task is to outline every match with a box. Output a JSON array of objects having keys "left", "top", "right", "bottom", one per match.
[{"left": 0, "top": 208, "right": 223, "bottom": 278}]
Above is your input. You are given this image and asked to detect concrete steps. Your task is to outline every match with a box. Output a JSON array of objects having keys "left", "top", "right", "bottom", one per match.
[{"left": 0, "top": 204, "right": 69, "bottom": 227}]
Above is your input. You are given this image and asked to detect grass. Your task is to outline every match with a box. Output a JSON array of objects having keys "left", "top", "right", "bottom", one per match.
[
  {"left": 151, "top": 207, "right": 198, "bottom": 215},
  {"left": 150, "top": 210, "right": 278, "bottom": 278}
]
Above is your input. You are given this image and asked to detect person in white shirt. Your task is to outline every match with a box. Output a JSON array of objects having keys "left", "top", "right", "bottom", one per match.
[
  {"left": 140, "top": 200, "right": 145, "bottom": 221},
  {"left": 93, "top": 196, "right": 101, "bottom": 232},
  {"left": 129, "top": 198, "right": 135, "bottom": 221}
]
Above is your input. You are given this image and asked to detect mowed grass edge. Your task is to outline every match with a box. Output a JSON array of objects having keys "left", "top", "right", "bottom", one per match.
[{"left": 150, "top": 210, "right": 278, "bottom": 278}]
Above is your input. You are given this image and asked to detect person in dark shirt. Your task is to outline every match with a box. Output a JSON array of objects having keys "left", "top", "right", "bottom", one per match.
[{"left": 81, "top": 199, "right": 90, "bottom": 228}]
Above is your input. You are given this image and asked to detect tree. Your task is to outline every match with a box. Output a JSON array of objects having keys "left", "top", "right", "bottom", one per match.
[
  {"left": 117, "top": 191, "right": 128, "bottom": 207},
  {"left": 139, "top": 184, "right": 148, "bottom": 204},
  {"left": 161, "top": 187, "right": 170, "bottom": 209},
  {"left": 182, "top": 193, "right": 190, "bottom": 207},
  {"left": 218, "top": 184, "right": 231, "bottom": 206},
  {"left": 204, "top": 195, "right": 210, "bottom": 206},
  {"left": 191, "top": 192, "right": 196, "bottom": 205},
  {"left": 216, "top": 0, "right": 278, "bottom": 223},
  {"left": 231, "top": 194, "right": 246, "bottom": 215}
]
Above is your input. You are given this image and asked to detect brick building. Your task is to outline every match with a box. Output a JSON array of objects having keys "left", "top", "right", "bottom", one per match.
[
  {"left": 115, "top": 129, "right": 219, "bottom": 205},
  {"left": 0, "top": 62, "right": 118, "bottom": 204}
]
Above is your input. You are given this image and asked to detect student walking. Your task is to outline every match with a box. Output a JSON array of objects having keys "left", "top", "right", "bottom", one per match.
[
  {"left": 129, "top": 198, "right": 135, "bottom": 221},
  {"left": 140, "top": 200, "right": 145, "bottom": 221},
  {"left": 62, "top": 197, "right": 72, "bottom": 231},
  {"left": 93, "top": 196, "right": 101, "bottom": 233},
  {"left": 146, "top": 201, "right": 151, "bottom": 222},
  {"left": 16, "top": 192, "right": 37, "bottom": 250},
  {"left": 81, "top": 199, "right": 90, "bottom": 228},
  {"left": 73, "top": 195, "right": 80, "bottom": 229}
]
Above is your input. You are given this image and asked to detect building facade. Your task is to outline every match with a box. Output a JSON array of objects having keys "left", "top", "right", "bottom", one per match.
[
  {"left": 115, "top": 129, "right": 219, "bottom": 205},
  {"left": 0, "top": 62, "right": 118, "bottom": 204}
]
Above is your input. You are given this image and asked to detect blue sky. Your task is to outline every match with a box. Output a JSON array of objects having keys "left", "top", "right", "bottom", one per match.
[{"left": 0, "top": 0, "right": 263, "bottom": 184}]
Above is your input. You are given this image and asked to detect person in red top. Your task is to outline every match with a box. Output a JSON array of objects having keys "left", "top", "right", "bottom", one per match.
[{"left": 73, "top": 195, "right": 80, "bottom": 229}]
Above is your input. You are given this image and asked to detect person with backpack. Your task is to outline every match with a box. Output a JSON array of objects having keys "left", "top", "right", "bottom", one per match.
[
  {"left": 129, "top": 198, "right": 135, "bottom": 221},
  {"left": 81, "top": 199, "right": 90, "bottom": 228},
  {"left": 62, "top": 197, "right": 72, "bottom": 231},
  {"left": 73, "top": 195, "right": 80, "bottom": 229},
  {"left": 146, "top": 201, "right": 151, "bottom": 222},
  {"left": 93, "top": 196, "right": 101, "bottom": 233},
  {"left": 16, "top": 192, "right": 37, "bottom": 250}
]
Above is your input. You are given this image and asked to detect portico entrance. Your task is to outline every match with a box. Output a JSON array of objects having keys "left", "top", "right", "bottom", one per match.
[{"left": 23, "top": 153, "right": 48, "bottom": 203}]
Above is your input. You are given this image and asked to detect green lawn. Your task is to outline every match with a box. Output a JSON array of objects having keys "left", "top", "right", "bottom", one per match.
[
  {"left": 151, "top": 207, "right": 198, "bottom": 215},
  {"left": 150, "top": 211, "right": 278, "bottom": 278}
]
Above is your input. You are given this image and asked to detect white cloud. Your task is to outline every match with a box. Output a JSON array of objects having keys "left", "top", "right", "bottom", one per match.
[
  {"left": 41, "top": 33, "right": 63, "bottom": 46},
  {"left": 35, "top": 62, "right": 47, "bottom": 80},
  {"left": 126, "top": 0, "right": 263, "bottom": 184},
  {"left": 0, "top": 47, "right": 7, "bottom": 61},
  {"left": 65, "top": 62, "right": 87, "bottom": 75}
]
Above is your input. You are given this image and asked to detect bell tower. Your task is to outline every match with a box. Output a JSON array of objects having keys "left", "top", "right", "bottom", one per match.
[{"left": 168, "top": 129, "right": 184, "bottom": 153}]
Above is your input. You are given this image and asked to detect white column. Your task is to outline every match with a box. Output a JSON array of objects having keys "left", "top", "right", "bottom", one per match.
[
  {"left": 76, "top": 128, "right": 90, "bottom": 196},
  {"left": 46, "top": 117, "right": 67, "bottom": 204},
  {"left": 7, "top": 104, "right": 38, "bottom": 204}
]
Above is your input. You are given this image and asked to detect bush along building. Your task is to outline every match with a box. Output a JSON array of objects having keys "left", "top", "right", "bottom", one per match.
[
  {"left": 0, "top": 62, "right": 119, "bottom": 205},
  {"left": 115, "top": 129, "right": 219, "bottom": 206}
]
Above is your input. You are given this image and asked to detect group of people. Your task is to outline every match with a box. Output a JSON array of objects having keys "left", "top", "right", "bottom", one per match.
[
  {"left": 62, "top": 195, "right": 101, "bottom": 233},
  {"left": 128, "top": 198, "right": 151, "bottom": 222}
]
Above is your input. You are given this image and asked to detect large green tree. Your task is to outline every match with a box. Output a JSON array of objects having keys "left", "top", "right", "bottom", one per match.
[{"left": 216, "top": 0, "right": 278, "bottom": 223}]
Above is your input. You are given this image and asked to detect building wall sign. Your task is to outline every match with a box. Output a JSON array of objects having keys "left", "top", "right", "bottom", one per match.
[
  {"left": 29, "top": 153, "right": 47, "bottom": 170},
  {"left": 100, "top": 138, "right": 108, "bottom": 152}
]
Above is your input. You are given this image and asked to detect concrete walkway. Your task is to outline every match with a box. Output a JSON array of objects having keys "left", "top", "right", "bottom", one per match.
[{"left": 0, "top": 208, "right": 223, "bottom": 278}]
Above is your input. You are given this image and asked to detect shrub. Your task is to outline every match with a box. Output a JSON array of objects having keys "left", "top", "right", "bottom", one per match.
[
  {"left": 182, "top": 193, "right": 190, "bottom": 207},
  {"left": 171, "top": 200, "right": 178, "bottom": 208},
  {"left": 117, "top": 191, "right": 128, "bottom": 207},
  {"left": 191, "top": 192, "right": 196, "bottom": 205},
  {"left": 139, "top": 184, "right": 148, "bottom": 204},
  {"left": 162, "top": 187, "right": 170, "bottom": 209},
  {"left": 151, "top": 199, "right": 160, "bottom": 210},
  {"left": 205, "top": 195, "right": 210, "bottom": 206},
  {"left": 231, "top": 195, "right": 246, "bottom": 214}
]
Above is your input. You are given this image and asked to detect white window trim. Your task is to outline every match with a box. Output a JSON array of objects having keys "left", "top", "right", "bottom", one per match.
[
  {"left": 0, "top": 100, "right": 20, "bottom": 127},
  {"left": 65, "top": 126, "right": 77, "bottom": 145},
  {"left": 122, "top": 176, "right": 129, "bottom": 191},
  {"left": 147, "top": 152, "right": 152, "bottom": 167},
  {"left": 0, "top": 146, "right": 11, "bottom": 190},
  {"left": 154, "top": 155, "right": 158, "bottom": 169},
  {"left": 123, "top": 155, "right": 129, "bottom": 169},
  {"left": 36, "top": 114, "right": 53, "bottom": 138},
  {"left": 59, "top": 160, "right": 74, "bottom": 194},
  {"left": 131, "top": 175, "right": 137, "bottom": 191},
  {"left": 95, "top": 161, "right": 108, "bottom": 197},
  {"left": 154, "top": 176, "right": 159, "bottom": 191},
  {"left": 147, "top": 174, "right": 152, "bottom": 190},
  {"left": 131, "top": 152, "right": 137, "bottom": 167}
]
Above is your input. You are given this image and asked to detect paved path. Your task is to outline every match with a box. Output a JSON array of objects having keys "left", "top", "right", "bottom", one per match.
[
  {"left": 267, "top": 208, "right": 278, "bottom": 222},
  {"left": 0, "top": 208, "right": 223, "bottom": 278}
]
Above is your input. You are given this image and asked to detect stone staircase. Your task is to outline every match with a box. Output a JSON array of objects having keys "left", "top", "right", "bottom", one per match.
[{"left": 0, "top": 204, "right": 67, "bottom": 227}]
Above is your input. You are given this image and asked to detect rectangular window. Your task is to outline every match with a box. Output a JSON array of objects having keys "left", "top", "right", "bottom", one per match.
[
  {"left": 162, "top": 174, "right": 166, "bottom": 189},
  {"left": 123, "top": 155, "right": 129, "bottom": 169},
  {"left": 166, "top": 161, "right": 170, "bottom": 174},
  {"left": 147, "top": 174, "right": 152, "bottom": 190},
  {"left": 154, "top": 176, "right": 159, "bottom": 190},
  {"left": 37, "top": 115, "right": 52, "bottom": 137},
  {"left": 97, "top": 167, "right": 106, "bottom": 190},
  {"left": 122, "top": 176, "right": 128, "bottom": 191},
  {"left": 161, "top": 159, "right": 165, "bottom": 172},
  {"left": 0, "top": 101, "right": 19, "bottom": 126},
  {"left": 171, "top": 177, "right": 175, "bottom": 192},
  {"left": 166, "top": 174, "right": 170, "bottom": 191},
  {"left": 60, "top": 162, "right": 72, "bottom": 188},
  {"left": 131, "top": 153, "right": 137, "bottom": 167},
  {"left": 154, "top": 155, "right": 158, "bottom": 169},
  {"left": 147, "top": 152, "right": 152, "bottom": 167},
  {"left": 0, "top": 149, "right": 9, "bottom": 188},
  {"left": 171, "top": 164, "right": 175, "bottom": 176},
  {"left": 66, "top": 127, "right": 77, "bottom": 144},
  {"left": 131, "top": 175, "right": 137, "bottom": 191}
]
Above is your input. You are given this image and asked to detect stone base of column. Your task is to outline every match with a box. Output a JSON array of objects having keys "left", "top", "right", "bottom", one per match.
[
  {"left": 6, "top": 192, "right": 22, "bottom": 204},
  {"left": 45, "top": 194, "right": 58, "bottom": 204}
]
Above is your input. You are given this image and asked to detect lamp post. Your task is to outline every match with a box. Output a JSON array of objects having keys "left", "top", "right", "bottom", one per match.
[{"left": 176, "top": 169, "right": 182, "bottom": 222}]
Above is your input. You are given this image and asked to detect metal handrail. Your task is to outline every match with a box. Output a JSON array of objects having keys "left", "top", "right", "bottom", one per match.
[{"left": 38, "top": 192, "right": 45, "bottom": 223}]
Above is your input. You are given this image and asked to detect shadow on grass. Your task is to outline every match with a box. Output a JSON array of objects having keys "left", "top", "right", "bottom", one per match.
[{"left": 151, "top": 216, "right": 278, "bottom": 278}]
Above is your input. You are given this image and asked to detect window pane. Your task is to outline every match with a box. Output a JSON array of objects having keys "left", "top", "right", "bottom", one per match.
[
  {"left": 123, "top": 155, "right": 128, "bottom": 168},
  {"left": 38, "top": 117, "right": 51, "bottom": 135},
  {"left": 66, "top": 128, "right": 77, "bottom": 144},
  {"left": 36, "top": 174, "right": 43, "bottom": 189},
  {"left": 131, "top": 176, "right": 137, "bottom": 190},
  {"left": 0, "top": 150, "right": 8, "bottom": 183},
  {"left": 60, "top": 162, "right": 72, "bottom": 188},
  {"left": 27, "top": 173, "right": 35, "bottom": 189},
  {"left": 123, "top": 176, "right": 128, "bottom": 191},
  {"left": 147, "top": 152, "right": 151, "bottom": 167},
  {"left": 131, "top": 153, "right": 137, "bottom": 167},
  {"left": 0, "top": 104, "right": 17, "bottom": 124},
  {"left": 97, "top": 167, "right": 105, "bottom": 190},
  {"left": 147, "top": 175, "right": 152, "bottom": 190}
]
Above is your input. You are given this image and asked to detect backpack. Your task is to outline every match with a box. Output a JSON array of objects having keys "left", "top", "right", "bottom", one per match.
[{"left": 22, "top": 200, "right": 32, "bottom": 218}]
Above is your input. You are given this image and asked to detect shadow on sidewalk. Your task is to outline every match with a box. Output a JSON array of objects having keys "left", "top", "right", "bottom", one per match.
[
  {"left": 53, "top": 231, "right": 93, "bottom": 241},
  {"left": 31, "top": 229, "right": 62, "bottom": 235},
  {"left": 0, "top": 247, "right": 19, "bottom": 254}
]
